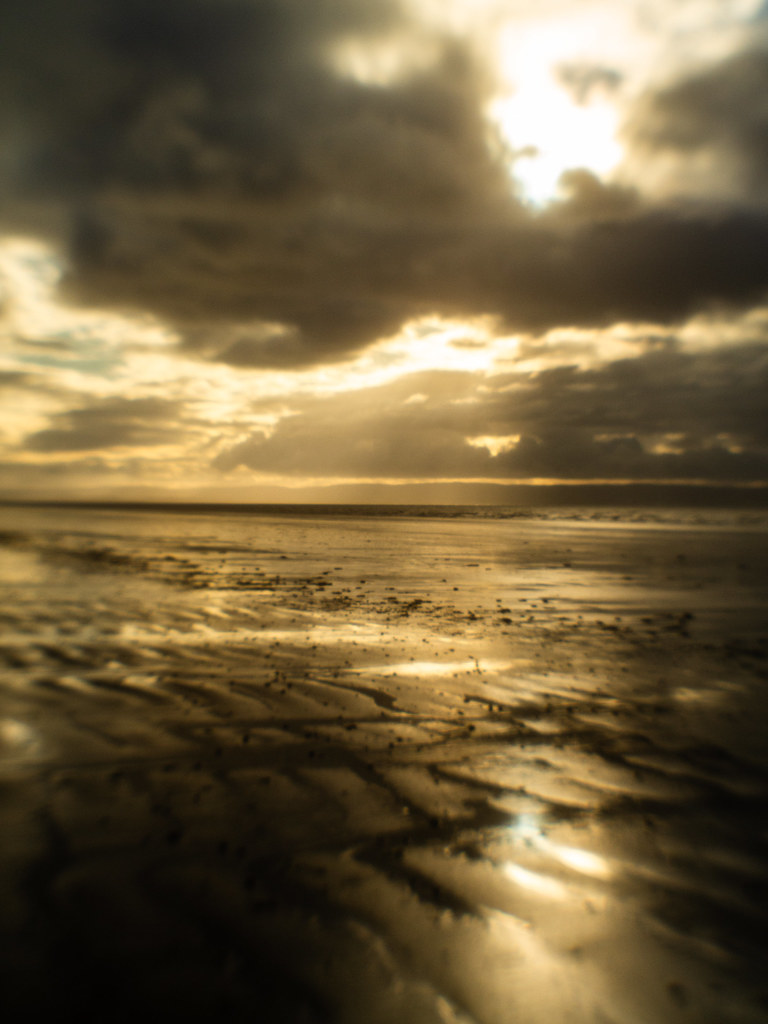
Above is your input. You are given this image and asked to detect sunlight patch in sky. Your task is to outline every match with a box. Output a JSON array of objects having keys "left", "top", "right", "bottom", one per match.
[
  {"left": 1, "top": 0, "right": 767, "bottom": 499},
  {"left": 327, "top": 32, "right": 440, "bottom": 86},
  {"left": 408, "top": 0, "right": 767, "bottom": 204},
  {"left": 489, "top": 15, "right": 624, "bottom": 203},
  {"left": 0, "top": 236, "right": 176, "bottom": 386},
  {"left": 491, "top": 91, "right": 621, "bottom": 205},
  {"left": 467, "top": 435, "right": 521, "bottom": 457},
  {"left": 356, "top": 316, "right": 515, "bottom": 380}
]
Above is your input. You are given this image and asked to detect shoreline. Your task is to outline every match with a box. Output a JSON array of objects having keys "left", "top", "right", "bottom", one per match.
[{"left": 3, "top": 478, "right": 768, "bottom": 516}]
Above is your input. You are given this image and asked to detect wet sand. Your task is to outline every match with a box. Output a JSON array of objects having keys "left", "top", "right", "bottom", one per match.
[{"left": 1, "top": 504, "right": 767, "bottom": 1023}]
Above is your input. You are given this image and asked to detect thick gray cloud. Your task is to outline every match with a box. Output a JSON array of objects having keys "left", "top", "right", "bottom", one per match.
[
  {"left": 24, "top": 396, "right": 183, "bottom": 452},
  {"left": 214, "top": 342, "right": 768, "bottom": 482},
  {"left": 1, "top": 0, "right": 402, "bottom": 194},
  {"left": 626, "top": 45, "right": 768, "bottom": 199},
  {"left": 57, "top": 197, "right": 768, "bottom": 369},
  {"left": 0, "top": 371, "right": 37, "bottom": 391},
  {"left": 3, "top": 0, "right": 768, "bottom": 370}
]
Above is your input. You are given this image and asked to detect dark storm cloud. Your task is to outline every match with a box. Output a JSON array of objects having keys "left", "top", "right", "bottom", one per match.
[
  {"left": 627, "top": 46, "right": 768, "bottom": 196},
  {"left": 24, "top": 396, "right": 183, "bottom": 452},
  {"left": 0, "top": 457, "right": 114, "bottom": 479},
  {"left": 4, "top": 0, "right": 768, "bottom": 369},
  {"left": 472, "top": 206, "right": 768, "bottom": 331},
  {"left": 0, "top": 371, "right": 37, "bottom": 391},
  {"left": 0, "top": 0, "right": 401, "bottom": 195},
  {"left": 1, "top": 0, "right": 516, "bottom": 363},
  {"left": 62, "top": 197, "right": 768, "bottom": 369},
  {"left": 0, "top": 0, "right": 505, "bottom": 216},
  {"left": 214, "top": 341, "right": 768, "bottom": 482}
]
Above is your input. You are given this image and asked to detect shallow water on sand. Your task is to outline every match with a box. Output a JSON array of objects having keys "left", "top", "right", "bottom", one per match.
[{"left": 1, "top": 504, "right": 767, "bottom": 1023}]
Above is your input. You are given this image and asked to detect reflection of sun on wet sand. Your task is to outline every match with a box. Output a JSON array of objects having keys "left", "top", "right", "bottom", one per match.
[{"left": 0, "top": 505, "right": 767, "bottom": 1022}]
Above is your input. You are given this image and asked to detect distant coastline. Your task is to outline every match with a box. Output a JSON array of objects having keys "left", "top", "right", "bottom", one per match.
[{"left": 3, "top": 481, "right": 768, "bottom": 514}]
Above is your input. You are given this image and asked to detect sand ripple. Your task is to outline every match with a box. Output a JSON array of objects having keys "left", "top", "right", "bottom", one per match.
[{"left": 1, "top": 506, "right": 767, "bottom": 1022}]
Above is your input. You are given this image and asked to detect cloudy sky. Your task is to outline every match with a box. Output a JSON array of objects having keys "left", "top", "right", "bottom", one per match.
[{"left": 2, "top": 0, "right": 768, "bottom": 501}]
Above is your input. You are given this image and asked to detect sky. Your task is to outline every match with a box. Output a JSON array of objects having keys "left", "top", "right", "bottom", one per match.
[{"left": 2, "top": 0, "right": 768, "bottom": 502}]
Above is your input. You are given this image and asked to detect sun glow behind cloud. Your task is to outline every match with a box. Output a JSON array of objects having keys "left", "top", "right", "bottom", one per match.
[
  {"left": 491, "top": 93, "right": 621, "bottom": 205},
  {"left": 409, "top": 0, "right": 767, "bottom": 205},
  {"left": 327, "top": 1, "right": 628, "bottom": 205},
  {"left": 0, "top": 237, "right": 521, "bottom": 491},
  {"left": 0, "top": 236, "right": 175, "bottom": 374},
  {"left": 1, "top": 0, "right": 768, "bottom": 498},
  {"left": 489, "top": 16, "right": 624, "bottom": 203},
  {"left": 467, "top": 434, "right": 521, "bottom": 457},
  {"left": 4, "top": 228, "right": 767, "bottom": 496},
  {"left": 327, "top": 32, "right": 440, "bottom": 86}
]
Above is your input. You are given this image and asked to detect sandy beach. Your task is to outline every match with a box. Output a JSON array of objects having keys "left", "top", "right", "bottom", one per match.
[{"left": 1, "top": 503, "right": 767, "bottom": 1023}]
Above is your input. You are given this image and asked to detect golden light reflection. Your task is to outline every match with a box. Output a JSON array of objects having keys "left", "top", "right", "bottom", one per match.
[
  {"left": 0, "top": 719, "right": 40, "bottom": 756},
  {"left": 672, "top": 684, "right": 738, "bottom": 706},
  {"left": 548, "top": 844, "right": 612, "bottom": 879},
  {"left": 360, "top": 657, "right": 513, "bottom": 677},
  {"left": 504, "top": 862, "right": 570, "bottom": 900},
  {"left": 0, "top": 547, "right": 48, "bottom": 585},
  {"left": 507, "top": 811, "right": 613, "bottom": 887},
  {"left": 116, "top": 617, "right": 390, "bottom": 647}
]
